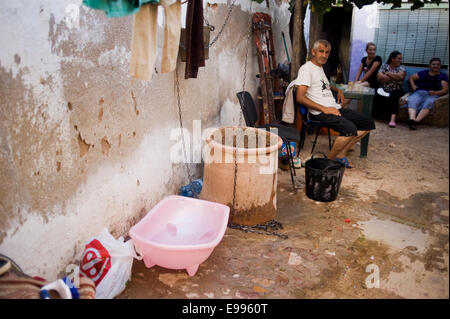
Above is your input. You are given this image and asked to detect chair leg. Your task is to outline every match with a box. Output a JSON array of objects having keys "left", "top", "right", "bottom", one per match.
[
  {"left": 299, "top": 126, "right": 306, "bottom": 150},
  {"left": 327, "top": 128, "right": 332, "bottom": 150},
  {"left": 288, "top": 140, "right": 297, "bottom": 177},
  {"left": 311, "top": 126, "right": 320, "bottom": 154},
  {"left": 285, "top": 139, "right": 296, "bottom": 189}
]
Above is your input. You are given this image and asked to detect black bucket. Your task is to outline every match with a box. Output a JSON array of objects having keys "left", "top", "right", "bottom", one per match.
[{"left": 305, "top": 152, "right": 345, "bottom": 202}]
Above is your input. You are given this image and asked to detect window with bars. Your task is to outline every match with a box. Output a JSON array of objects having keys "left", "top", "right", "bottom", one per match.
[{"left": 374, "top": 5, "right": 449, "bottom": 67}]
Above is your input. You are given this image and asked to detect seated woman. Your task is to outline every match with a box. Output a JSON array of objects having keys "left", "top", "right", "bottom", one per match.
[
  {"left": 354, "top": 42, "right": 382, "bottom": 89},
  {"left": 406, "top": 57, "right": 449, "bottom": 130},
  {"left": 375, "top": 51, "right": 406, "bottom": 128}
]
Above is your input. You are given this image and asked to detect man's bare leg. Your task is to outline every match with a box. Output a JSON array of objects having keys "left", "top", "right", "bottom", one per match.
[
  {"left": 415, "top": 108, "right": 430, "bottom": 123},
  {"left": 408, "top": 107, "right": 417, "bottom": 120},
  {"left": 336, "top": 130, "right": 369, "bottom": 158},
  {"left": 328, "top": 131, "right": 369, "bottom": 160},
  {"left": 327, "top": 136, "right": 354, "bottom": 160}
]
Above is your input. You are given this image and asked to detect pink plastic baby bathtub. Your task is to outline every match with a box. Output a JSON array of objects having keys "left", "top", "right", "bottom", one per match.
[{"left": 129, "top": 195, "right": 230, "bottom": 276}]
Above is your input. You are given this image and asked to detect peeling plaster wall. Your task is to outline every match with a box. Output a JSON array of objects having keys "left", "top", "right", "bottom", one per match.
[{"left": 0, "top": 0, "right": 291, "bottom": 279}]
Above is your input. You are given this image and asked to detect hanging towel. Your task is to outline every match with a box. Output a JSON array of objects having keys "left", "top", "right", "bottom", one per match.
[
  {"left": 129, "top": 3, "right": 158, "bottom": 80},
  {"left": 281, "top": 77, "right": 302, "bottom": 124},
  {"left": 184, "top": 0, "right": 205, "bottom": 79},
  {"left": 161, "top": 0, "right": 181, "bottom": 74},
  {"left": 82, "top": 0, "right": 159, "bottom": 17},
  {"left": 129, "top": 1, "right": 181, "bottom": 79}
]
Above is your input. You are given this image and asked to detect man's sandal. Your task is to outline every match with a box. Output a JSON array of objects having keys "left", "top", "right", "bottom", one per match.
[{"left": 335, "top": 157, "right": 353, "bottom": 168}]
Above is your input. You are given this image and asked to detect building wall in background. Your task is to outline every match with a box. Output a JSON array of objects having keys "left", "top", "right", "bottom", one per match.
[
  {"left": 374, "top": 3, "right": 449, "bottom": 66},
  {"left": 349, "top": 2, "right": 449, "bottom": 84},
  {"left": 348, "top": 3, "right": 379, "bottom": 83}
]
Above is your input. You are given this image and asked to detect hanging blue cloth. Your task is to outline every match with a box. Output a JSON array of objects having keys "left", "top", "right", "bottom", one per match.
[{"left": 82, "top": 0, "right": 159, "bottom": 17}]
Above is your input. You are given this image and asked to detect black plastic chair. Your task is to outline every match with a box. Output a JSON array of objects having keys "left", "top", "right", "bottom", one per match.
[
  {"left": 293, "top": 90, "right": 332, "bottom": 154},
  {"left": 236, "top": 91, "right": 300, "bottom": 189}
]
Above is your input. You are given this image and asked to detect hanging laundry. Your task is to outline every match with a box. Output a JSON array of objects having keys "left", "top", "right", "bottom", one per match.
[
  {"left": 184, "top": 0, "right": 205, "bottom": 79},
  {"left": 129, "top": 3, "right": 158, "bottom": 80},
  {"left": 161, "top": 0, "right": 181, "bottom": 73},
  {"left": 129, "top": 1, "right": 181, "bottom": 80},
  {"left": 82, "top": 0, "right": 159, "bottom": 18}
]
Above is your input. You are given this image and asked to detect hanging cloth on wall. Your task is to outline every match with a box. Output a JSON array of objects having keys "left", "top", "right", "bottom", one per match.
[
  {"left": 184, "top": 0, "right": 205, "bottom": 79},
  {"left": 82, "top": 0, "right": 159, "bottom": 17},
  {"left": 161, "top": 0, "right": 181, "bottom": 73},
  {"left": 129, "top": 1, "right": 181, "bottom": 80}
]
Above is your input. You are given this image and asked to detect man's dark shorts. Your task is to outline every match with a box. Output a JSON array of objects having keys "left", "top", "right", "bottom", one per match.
[{"left": 309, "top": 108, "right": 376, "bottom": 136}]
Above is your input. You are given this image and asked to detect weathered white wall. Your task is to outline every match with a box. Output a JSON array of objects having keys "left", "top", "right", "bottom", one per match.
[{"left": 0, "top": 0, "right": 291, "bottom": 279}]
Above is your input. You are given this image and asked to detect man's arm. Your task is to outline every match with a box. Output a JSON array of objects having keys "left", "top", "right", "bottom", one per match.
[
  {"left": 296, "top": 85, "right": 341, "bottom": 116},
  {"left": 330, "top": 85, "right": 345, "bottom": 105},
  {"left": 409, "top": 73, "right": 419, "bottom": 91},
  {"left": 429, "top": 80, "right": 449, "bottom": 96}
]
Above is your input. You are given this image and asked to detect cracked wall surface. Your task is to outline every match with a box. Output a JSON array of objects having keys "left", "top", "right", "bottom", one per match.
[{"left": 0, "top": 0, "right": 291, "bottom": 279}]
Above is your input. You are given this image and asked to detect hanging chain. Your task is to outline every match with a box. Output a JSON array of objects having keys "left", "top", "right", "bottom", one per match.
[
  {"left": 229, "top": 220, "right": 288, "bottom": 239},
  {"left": 231, "top": 0, "right": 252, "bottom": 223},
  {"left": 174, "top": 66, "right": 193, "bottom": 181},
  {"left": 228, "top": 2, "right": 287, "bottom": 240},
  {"left": 242, "top": 1, "right": 253, "bottom": 93},
  {"left": 205, "top": 0, "right": 237, "bottom": 48},
  {"left": 231, "top": 131, "right": 239, "bottom": 222}
]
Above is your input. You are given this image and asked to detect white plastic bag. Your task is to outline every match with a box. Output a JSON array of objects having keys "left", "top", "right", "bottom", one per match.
[{"left": 79, "top": 228, "right": 141, "bottom": 299}]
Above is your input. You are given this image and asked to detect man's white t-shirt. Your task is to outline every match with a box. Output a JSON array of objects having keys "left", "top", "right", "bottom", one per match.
[{"left": 296, "top": 61, "right": 341, "bottom": 115}]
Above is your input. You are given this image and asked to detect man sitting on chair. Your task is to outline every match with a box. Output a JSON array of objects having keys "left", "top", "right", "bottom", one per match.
[{"left": 287, "top": 39, "right": 376, "bottom": 168}]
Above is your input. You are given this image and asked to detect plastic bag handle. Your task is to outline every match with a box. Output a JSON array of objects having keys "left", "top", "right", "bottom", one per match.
[{"left": 131, "top": 240, "right": 144, "bottom": 260}]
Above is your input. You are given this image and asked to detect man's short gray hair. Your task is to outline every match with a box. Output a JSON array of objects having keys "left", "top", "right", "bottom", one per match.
[{"left": 312, "top": 39, "right": 331, "bottom": 50}]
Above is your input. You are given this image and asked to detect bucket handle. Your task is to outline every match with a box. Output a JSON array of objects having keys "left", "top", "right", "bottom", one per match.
[
  {"left": 322, "top": 163, "right": 344, "bottom": 172},
  {"left": 310, "top": 152, "right": 344, "bottom": 172}
]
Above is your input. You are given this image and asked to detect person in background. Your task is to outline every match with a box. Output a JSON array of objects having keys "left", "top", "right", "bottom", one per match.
[
  {"left": 354, "top": 42, "right": 382, "bottom": 88},
  {"left": 376, "top": 50, "right": 406, "bottom": 128},
  {"left": 405, "top": 57, "right": 449, "bottom": 130}
]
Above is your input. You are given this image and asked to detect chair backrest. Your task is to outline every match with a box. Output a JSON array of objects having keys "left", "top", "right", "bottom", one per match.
[
  {"left": 299, "top": 104, "right": 308, "bottom": 117},
  {"left": 236, "top": 91, "right": 258, "bottom": 127}
]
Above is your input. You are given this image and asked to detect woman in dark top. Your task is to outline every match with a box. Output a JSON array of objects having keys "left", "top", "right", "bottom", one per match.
[{"left": 354, "top": 42, "right": 382, "bottom": 88}]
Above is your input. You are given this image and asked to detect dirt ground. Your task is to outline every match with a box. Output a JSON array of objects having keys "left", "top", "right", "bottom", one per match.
[{"left": 117, "top": 120, "right": 449, "bottom": 299}]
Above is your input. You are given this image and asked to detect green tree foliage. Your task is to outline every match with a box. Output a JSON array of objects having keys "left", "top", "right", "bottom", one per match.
[{"left": 250, "top": 0, "right": 444, "bottom": 80}]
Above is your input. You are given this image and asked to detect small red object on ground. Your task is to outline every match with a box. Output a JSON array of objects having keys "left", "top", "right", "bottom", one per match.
[{"left": 345, "top": 218, "right": 350, "bottom": 223}]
